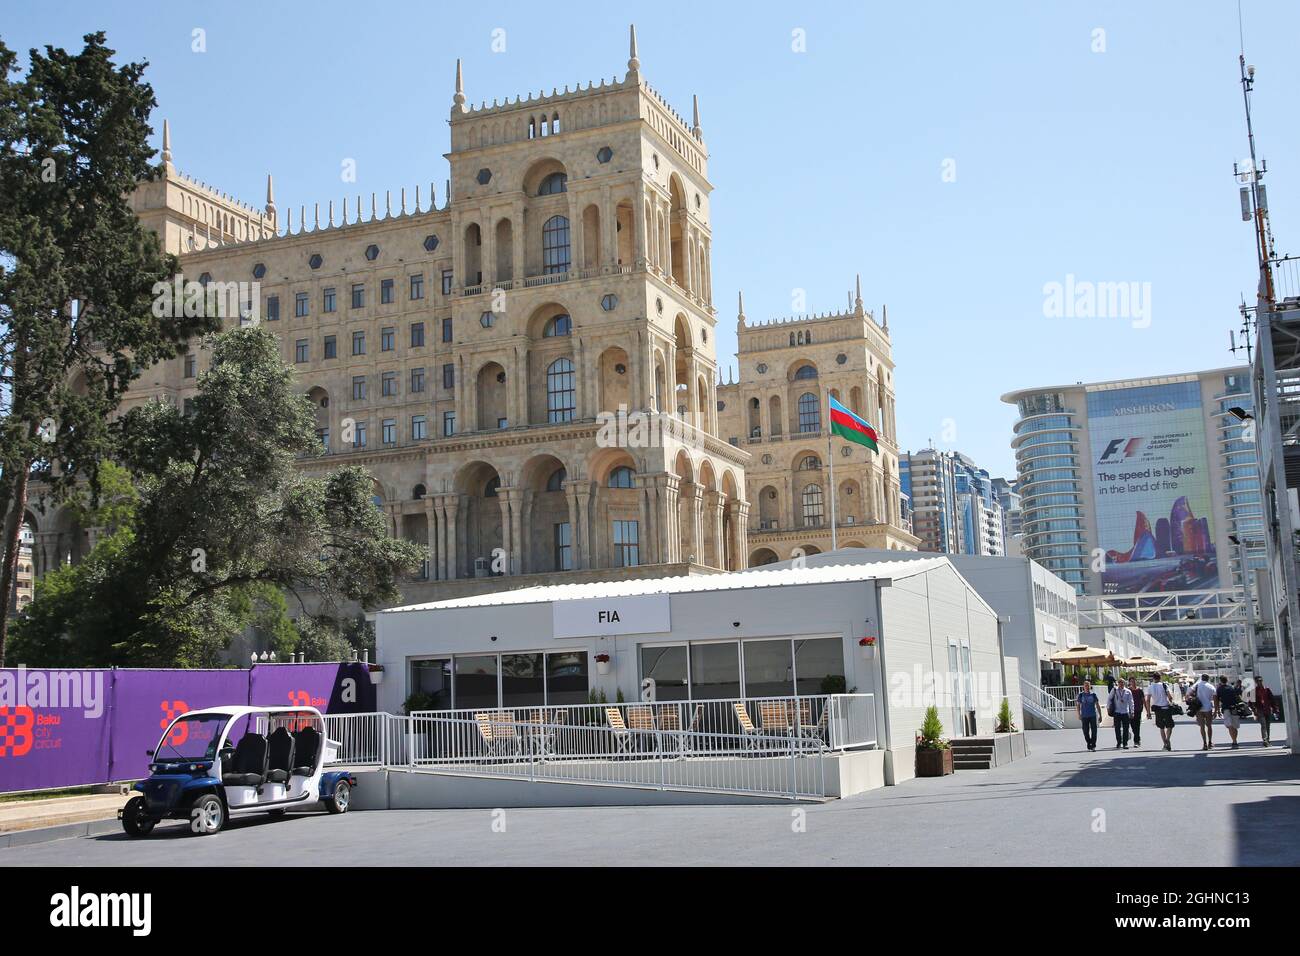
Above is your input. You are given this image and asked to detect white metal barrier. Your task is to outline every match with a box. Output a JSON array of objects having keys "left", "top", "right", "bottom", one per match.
[
  {"left": 322, "top": 694, "right": 876, "bottom": 801},
  {"left": 1020, "top": 679, "right": 1066, "bottom": 729}
]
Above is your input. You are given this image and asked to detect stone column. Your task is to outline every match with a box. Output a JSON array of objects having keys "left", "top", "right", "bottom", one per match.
[
  {"left": 732, "top": 499, "right": 750, "bottom": 570},
  {"left": 566, "top": 487, "right": 584, "bottom": 570},
  {"left": 659, "top": 473, "right": 681, "bottom": 564},
  {"left": 575, "top": 480, "right": 594, "bottom": 569},
  {"left": 482, "top": 205, "right": 496, "bottom": 287},
  {"left": 518, "top": 489, "right": 533, "bottom": 575},
  {"left": 710, "top": 493, "right": 726, "bottom": 570},
  {"left": 512, "top": 200, "right": 526, "bottom": 282},
  {"left": 600, "top": 184, "right": 614, "bottom": 269},
  {"left": 442, "top": 495, "right": 460, "bottom": 580},
  {"left": 422, "top": 497, "right": 439, "bottom": 579},
  {"left": 633, "top": 187, "right": 647, "bottom": 264},
  {"left": 497, "top": 486, "right": 521, "bottom": 575}
]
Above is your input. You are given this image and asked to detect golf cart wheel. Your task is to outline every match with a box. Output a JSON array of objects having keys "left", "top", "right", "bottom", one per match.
[
  {"left": 190, "top": 794, "right": 225, "bottom": 836},
  {"left": 121, "top": 796, "right": 155, "bottom": 837},
  {"left": 267, "top": 808, "right": 287, "bottom": 818},
  {"left": 326, "top": 779, "right": 350, "bottom": 814}
]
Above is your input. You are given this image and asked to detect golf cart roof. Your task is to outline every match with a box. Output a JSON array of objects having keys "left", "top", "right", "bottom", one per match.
[{"left": 178, "top": 705, "right": 324, "bottom": 721}]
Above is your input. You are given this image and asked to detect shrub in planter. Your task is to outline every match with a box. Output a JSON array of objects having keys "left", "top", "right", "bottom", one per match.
[
  {"left": 994, "top": 697, "right": 1018, "bottom": 734},
  {"left": 915, "top": 705, "right": 953, "bottom": 777}
]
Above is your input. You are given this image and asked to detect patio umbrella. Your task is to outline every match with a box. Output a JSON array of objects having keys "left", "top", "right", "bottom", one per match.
[
  {"left": 1124, "top": 656, "right": 1162, "bottom": 671},
  {"left": 1049, "top": 645, "right": 1118, "bottom": 666}
]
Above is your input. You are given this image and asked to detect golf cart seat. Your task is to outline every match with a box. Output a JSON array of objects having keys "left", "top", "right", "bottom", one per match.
[
  {"left": 265, "top": 727, "right": 295, "bottom": 784},
  {"left": 221, "top": 733, "right": 268, "bottom": 786},
  {"left": 291, "top": 726, "right": 321, "bottom": 776}
]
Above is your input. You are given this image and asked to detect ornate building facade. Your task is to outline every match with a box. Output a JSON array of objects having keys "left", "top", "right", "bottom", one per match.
[
  {"left": 17, "top": 27, "right": 915, "bottom": 607},
  {"left": 718, "top": 285, "right": 918, "bottom": 562}
]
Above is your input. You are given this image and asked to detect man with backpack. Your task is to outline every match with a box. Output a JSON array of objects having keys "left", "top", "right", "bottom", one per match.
[
  {"left": 1216, "top": 675, "right": 1243, "bottom": 750},
  {"left": 1191, "top": 674, "right": 1217, "bottom": 750},
  {"left": 1254, "top": 679, "right": 1275, "bottom": 746},
  {"left": 1144, "top": 674, "right": 1177, "bottom": 750}
]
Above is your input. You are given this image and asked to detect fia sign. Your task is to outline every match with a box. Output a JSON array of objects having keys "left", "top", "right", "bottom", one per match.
[{"left": 552, "top": 594, "right": 670, "bottom": 638}]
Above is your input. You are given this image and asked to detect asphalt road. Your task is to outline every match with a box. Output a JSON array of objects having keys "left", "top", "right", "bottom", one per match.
[{"left": 3, "top": 719, "right": 1297, "bottom": 866}]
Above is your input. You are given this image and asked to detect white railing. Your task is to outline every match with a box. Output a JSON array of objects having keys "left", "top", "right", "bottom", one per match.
[
  {"left": 1019, "top": 679, "right": 1066, "bottom": 729},
  {"left": 322, "top": 694, "right": 876, "bottom": 801},
  {"left": 1043, "top": 684, "right": 1085, "bottom": 707}
]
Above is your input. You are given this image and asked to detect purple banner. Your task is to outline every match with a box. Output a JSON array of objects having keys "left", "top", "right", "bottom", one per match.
[
  {"left": 107, "top": 669, "right": 248, "bottom": 782},
  {"left": 0, "top": 663, "right": 378, "bottom": 793},
  {"left": 0, "top": 668, "right": 111, "bottom": 792}
]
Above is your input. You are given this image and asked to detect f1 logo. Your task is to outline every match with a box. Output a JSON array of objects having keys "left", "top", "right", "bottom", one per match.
[
  {"left": 161, "top": 700, "right": 191, "bottom": 745},
  {"left": 1098, "top": 437, "right": 1142, "bottom": 463},
  {"left": 0, "top": 706, "right": 35, "bottom": 757}
]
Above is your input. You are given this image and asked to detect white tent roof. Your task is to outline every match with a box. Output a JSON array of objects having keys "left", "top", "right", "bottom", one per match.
[{"left": 381, "top": 555, "right": 955, "bottom": 614}]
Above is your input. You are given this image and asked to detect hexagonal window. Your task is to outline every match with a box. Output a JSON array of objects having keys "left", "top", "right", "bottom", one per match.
[
  {"left": 756, "top": 363, "right": 768, "bottom": 374},
  {"left": 761, "top": 454, "right": 773, "bottom": 465},
  {"left": 252, "top": 263, "right": 266, "bottom": 279},
  {"left": 480, "top": 311, "right": 495, "bottom": 328},
  {"left": 596, "top": 146, "right": 613, "bottom": 164},
  {"left": 308, "top": 253, "right": 323, "bottom": 270},
  {"left": 198, "top": 272, "right": 211, "bottom": 286},
  {"left": 716, "top": 400, "right": 725, "bottom": 412},
  {"left": 423, "top": 234, "right": 440, "bottom": 252},
  {"left": 600, "top": 293, "right": 618, "bottom": 312},
  {"left": 365, "top": 244, "right": 380, "bottom": 261},
  {"left": 476, "top": 168, "right": 492, "bottom": 185},
  {"left": 836, "top": 353, "right": 848, "bottom": 365}
]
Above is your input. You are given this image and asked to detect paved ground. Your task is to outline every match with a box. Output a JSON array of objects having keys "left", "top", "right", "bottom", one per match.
[
  {"left": 2, "top": 719, "right": 1297, "bottom": 866},
  {"left": 0, "top": 791, "right": 129, "bottom": 834}
]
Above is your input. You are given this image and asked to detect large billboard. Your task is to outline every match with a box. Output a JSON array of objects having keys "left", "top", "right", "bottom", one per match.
[{"left": 1087, "top": 382, "right": 1218, "bottom": 594}]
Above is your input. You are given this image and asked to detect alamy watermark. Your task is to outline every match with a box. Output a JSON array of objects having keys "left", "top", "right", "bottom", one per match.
[{"left": 1043, "top": 274, "right": 1151, "bottom": 329}]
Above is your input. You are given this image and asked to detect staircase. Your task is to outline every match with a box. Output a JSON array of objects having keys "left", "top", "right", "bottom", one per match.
[
  {"left": 949, "top": 737, "right": 996, "bottom": 770},
  {"left": 1020, "top": 678, "right": 1066, "bottom": 730}
]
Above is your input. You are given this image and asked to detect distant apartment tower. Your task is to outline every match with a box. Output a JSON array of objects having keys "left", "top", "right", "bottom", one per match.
[
  {"left": 900, "top": 449, "right": 1005, "bottom": 556},
  {"left": 992, "top": 476, "right": 1023, "bottom": 552},
  {"left": 1002, "top": 367, "right": 1263, "bottom": 597}
]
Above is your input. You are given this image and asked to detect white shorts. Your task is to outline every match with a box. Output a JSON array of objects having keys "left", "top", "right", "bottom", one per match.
[{"left": 1222, "top": 712, "right": 1241, "bottom": 730}]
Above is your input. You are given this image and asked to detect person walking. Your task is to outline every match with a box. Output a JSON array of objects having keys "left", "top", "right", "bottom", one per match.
[
  {"left": 1108, "top": 679, "right": 1134, "bottom": 749},
  {"left": 1216, "top": 676, "right": 1242, "bottom": 750},
  {"left": 1127, "top": 677, "right": 1145, "bottom": 748},
  {"left": 1145, "top": 673, "right": 1177, "bottom": 750},
  {"left": 1077, "top": 680, "right": 1101, "bottom": 752},
  {"left": 1193, "top": 674, "right": 1217, "bottom": 750},
  {"left": 1254, "top": 680, "right": 1275, "bottom": 747}
]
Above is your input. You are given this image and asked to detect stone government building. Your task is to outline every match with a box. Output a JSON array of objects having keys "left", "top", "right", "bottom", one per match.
[{"left": 19, "top": 27, "right": 916, "bottom": 607}]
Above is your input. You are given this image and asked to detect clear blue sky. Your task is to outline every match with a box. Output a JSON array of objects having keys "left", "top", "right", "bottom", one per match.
[{"left": 6, "top": 0, "right": 1297, "bottom": 477}]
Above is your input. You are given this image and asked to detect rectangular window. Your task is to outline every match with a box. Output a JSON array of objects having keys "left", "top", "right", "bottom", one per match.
[
  {"left": 381, "top": 327, "right": 395, "bottom": 352},
  {"left": 351, "top": 376, "right": 367, "bottom": 401},
  {"left": 382, "top": 418, "right": 396, "bottom": 445},
  {"left": 555, "top": 522, "right": 572, "bottom": 571},
  {"left": 442, "top": 363, "right": 454, "bottom": 389},
  {"left": 640, "top": 645, "right": 688, "bottom": 701},
  {"left": 497, "top": 417, "right": 508, "bottom": 430},
  {"left": 295, "top": 292, "right": 309, "bottom": 317},
  {"left": 182, "top": 398, "right": 195, "bottom": 417},
  {"left": 742, "top": 639, "right": 795, "bottom": 698},
  {"left": 454, "top": 655, "right": 498, "bottom": 710},
  {"left": 410, "top": 367, "right": 425, "bottom": 393},
  {"left": 351, "top": 283, "right": 365, "bottom": 309},
  {"left": 294, "top": 339, "right": 309, "bottom": 364},
  {"left": 442, "top": 411, "right": 456, "bottom": 437},
  {"left": 441, "top": 270, "right": 453, "bottom": 295},
  {"left": 353, "top": 420, "right": 367, "bottom": 448},
  {"left": 316, "top": 427, "right": 329, "bottom": 452},
  {"left": 545, "top": 651, "right": 589, "bottom": 705},
  {"left": 793, "top": 637, "right": 847, "bottom": 697},
  {"left": 323, "top": 335, "right": 337, "bottom": 360},
  {"left": 501, "top": 653, "right": 545, "bottom": 708},
  {"left": 441, "top": 317, "right": 453, "bottom": 342},
  {"left": 408, "top": 658, "right": 452, "bottom": 710},
  {"left": 690, "top": 642, "right": 741, "bottom": 699},
  {"left": 184, "top": 354, "right": 196, "bottom": 378},
  {"left": 265, "top": 295, "right": 280, "bottom": 321},
  {"left": 381, "top": 278, "right": 395, "bottom": 304},
  {"left": 381, "top": 370, "right": 397, "bottom": 397},
  {"left": 410, "top": 322, "right": 425, "bottom": 348},
  {"left": 613, "top": 519, "right": 639, "bottom": 568},
  {"left": 323, "top": 287, "right": 336, "bottom": 313},
  {"left": 409, "top": 274, "right": 424, "bottom": 300},
  {"left": 411, "top": 414, "right": 427, "bottom": 440},
  {"left": 352, "top": 330, "right": 366, "bottom": 355}
]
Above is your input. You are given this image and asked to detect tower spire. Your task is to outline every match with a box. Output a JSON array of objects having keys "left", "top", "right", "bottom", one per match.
[
  {"left": 453, "top": 58, "right": 466, "bottom": 111},
  {"left": 736, "top": 289, "right": 746, "bottom": 334},
  {"left": 854, "top": 274, "right": 863, "bottom": 315},
  {"left": 265, "top": 173, "right": 276, "bottom": 220},
  {"left": 627, "top": 24, "right": 641, "bottom": 79},
  {"left": 692, "top": 94, "right": 703, "bottom": 139},
  {"left": 161, "top": 118, "right": 173, "bottom": 174}
]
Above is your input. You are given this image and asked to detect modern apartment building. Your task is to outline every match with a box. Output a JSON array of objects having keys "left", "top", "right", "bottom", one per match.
[
  {"left": 1002, "top": 368, "right": 1265, "bottom": 598},
  {"left": 900, "top": 449, "right": 1006, "bottom": 556}
]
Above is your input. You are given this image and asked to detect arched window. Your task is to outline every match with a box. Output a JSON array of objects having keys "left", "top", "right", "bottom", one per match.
[
  {"left": 798, "top": 392, "right": 820, "bottom": 432},
  {"left": 542, "top": 215, "right": 570, "bottom": 274},
  {"left": 547, "top": 357, "right": 576, "bottom": 423},
  {"left": 800, "top": 455, "right": 821, "bottom": 471},
  {"left": 608, "top": 465, "right": 635, "bottom": 488},
  {"left": 543, "top": 313, "right": 572, "bottom": 337},
  {"left": 794, "top": 364, "right": 818, "bottom": 380},
  {"left": 537, "top": 172, "right": 567, "bottom": 195},
  {"left": 412, "top": 484, "right": 426, "bottom": 500},
  {"left": 546, "top": 467, "right": 567, "bottom": 492},
  {"left": 802, "top": 484, "right": 825, "bottom": 527},
  {"left": 484, "top": 476, "right": 500, "bottom": 498}
]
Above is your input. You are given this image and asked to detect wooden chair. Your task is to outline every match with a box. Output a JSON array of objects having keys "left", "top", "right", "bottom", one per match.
[
  {"left": 475, "top": 711, "right": 521, "bottom": 759},
  {"left": 524, "top": 708, "right": 557, "bottom": 758},
  {"left": 798, "top": 701, "right": 831, "bottom": 750},
  {"left": 732, "top": 702, "right": 761, "bottom": 751},
  {"left": 605, "top": 707, "right": 634, "bottom": 755},
  {"left": 758, "top": 700, "right": 794, "bottom": 735}
]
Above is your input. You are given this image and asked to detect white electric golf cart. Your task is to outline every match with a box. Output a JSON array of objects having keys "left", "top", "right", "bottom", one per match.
[{"left": 120, "top": 705, "right": 356, "bottom": 837}]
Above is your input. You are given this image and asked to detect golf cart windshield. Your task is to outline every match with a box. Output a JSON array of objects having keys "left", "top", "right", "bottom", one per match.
[{"left": 156, "top": 713, "right": 231, "bottom": 762}]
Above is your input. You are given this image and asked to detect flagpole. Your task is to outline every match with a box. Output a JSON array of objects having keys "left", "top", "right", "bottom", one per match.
[{"left": 827, "top": 398, "right": 838, "bottom": 551}]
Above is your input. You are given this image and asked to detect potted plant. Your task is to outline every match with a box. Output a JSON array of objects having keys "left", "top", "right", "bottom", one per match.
[
  {"left": 594, "top": 652, "right": 611, "bottom": 676},
  {"left": 401, "top": 691, "right": 439, "bottom": 762},
  {"left": 368, "top": 663, "right": 385, "bottom": 685},
  {"left": 858, "top": 635, "right": 876, "bottom": 659},
  {"left": 915, "top": 705, "right": 953, "bottom": 776},
  {"left": 994, "top": 697, "right": 1018, "bottom": 734}
]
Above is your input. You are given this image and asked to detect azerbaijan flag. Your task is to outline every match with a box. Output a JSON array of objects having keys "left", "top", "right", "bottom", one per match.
[{"left": 829, "top": 394, "right": 879, "bottom": 451}]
